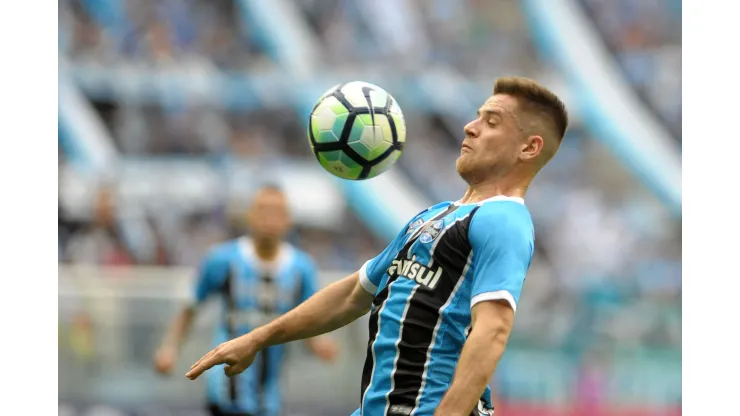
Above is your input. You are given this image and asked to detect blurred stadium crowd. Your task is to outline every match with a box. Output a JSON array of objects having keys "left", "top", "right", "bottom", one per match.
[{"left": 58, "top": 0, "right": 681, "bottom": 414}]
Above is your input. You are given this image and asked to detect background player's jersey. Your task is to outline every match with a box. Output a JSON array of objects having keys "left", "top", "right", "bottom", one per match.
[
  {"left": 355, "top": 196, "right": 534, "bottom": 416},
  {"left": 192, "top": 237, "right": 318, "bottom": 416}
]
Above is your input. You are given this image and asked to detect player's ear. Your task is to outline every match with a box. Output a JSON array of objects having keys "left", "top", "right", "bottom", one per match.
[{"left": 519, "top": 135, "right": 543, "bottom": 162}]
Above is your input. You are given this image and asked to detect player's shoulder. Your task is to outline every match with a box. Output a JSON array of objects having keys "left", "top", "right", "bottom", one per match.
[
  {"left": 204, "top": 238, "right": 241, "bottom": 262},
  {"left": 427, "top": 200, "right": 455, "bottom": 212},
  {"left": 475, "top": 196, "right": 532, "bottom": 221},
  {"left": 196, "top": 239, "right": 240, "bottom": 273},
  {"left": 411, "top": 201, "right": 454, "bottom": 221},
  {"left": 470, "top": 196, "right": 534, "bottom": 237},
  {"left": 403, "top": 201, "right": 455, "bottom": 233}
]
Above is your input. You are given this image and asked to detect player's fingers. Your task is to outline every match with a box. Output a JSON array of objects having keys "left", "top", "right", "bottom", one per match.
[
  {"left": 186, "top": 352, "right": 221, "bottom": 379},
  {"left": 190, "top": 348, "right": 216, "bottom": 370},
  {"left": 186, "top": 360, "right": 213, "bottom": 379},
  {"left": 224, "top": 362, "right": 246, "bottom": 377}
]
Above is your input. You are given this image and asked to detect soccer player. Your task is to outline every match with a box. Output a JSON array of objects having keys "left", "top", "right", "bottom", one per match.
[
  {"left": 185, "top": 77, "right": 569, "bottom": 416},
  {"left": 154, "top": 184, "right": 338, "bottom": 416}
]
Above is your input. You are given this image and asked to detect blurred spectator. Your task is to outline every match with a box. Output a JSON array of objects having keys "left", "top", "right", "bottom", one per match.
[
  {"left": 61, "top": 186, "right": 135, "bottom": 266},
  {"left": 59, "top": 0, "right": 680, "bottom": 356},
  {"left": 60, "top": 0, "right": 264, "bottom": 68},
  {"left": 578, "top": 0, "right": 682, "bottom": 140}
]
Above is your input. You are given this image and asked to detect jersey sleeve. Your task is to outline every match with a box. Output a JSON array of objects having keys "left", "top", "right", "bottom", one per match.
[
  {"left": 468, "top": 203, "right": 534, "bottom": 312},
  {"left": 359, "top": 217, "right": 420, "bottom": 295},
  {"left": 297, "top": 254, "right": 320, "bottom": 306},
  {"left": 191, "top": 246, "right": 230, "bottom": 306}
]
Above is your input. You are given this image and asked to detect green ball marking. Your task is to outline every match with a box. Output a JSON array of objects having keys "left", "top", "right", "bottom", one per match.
[
  {"left": 355, "top": 114, "right": 374, "bottom": 126},
  {"left": 331, "top": 113, "right": 349, "bottom": 140},
  {"left": 330, "top": 100, "right": 349, "bottom": 115},
  {"left": 318, "top": 150, "right": 342, "bottom": 162},
  {"left": 368, "top": 149, "right": 402, "bottom": 179},
  {"left": 349, "top": 128, "right": 392, "bottom": 161},
  {"left": 348, "top": 114, "right": 393, "bottom": 161},
  {"left": 316, "top": 130, "right": 340, "bottom": 144},
  {"left": 339, "top": 151, "right": 362, "bottom": 171},
  {"left": 307, "top": 83, "right": 407, "bottom": 181},
  {"left": 347, "top": 117, "right": 366, "bottom": 143},
  {"left": 310, "top": 118, "right": 321, "bottom": 142},
  {"left": 317, "top": 150, "right": 362, "bottom": 180}
]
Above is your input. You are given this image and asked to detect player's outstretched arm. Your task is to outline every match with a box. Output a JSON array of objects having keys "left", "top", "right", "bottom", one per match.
[
  {"left": 186, "top": 270, "right": 372, "bottom": 380},
  {"left": 154, "top": 305, "right": 198, "bottom": 375},
  {"left": 434, "top": 300, "right": 514, "bottom": 416}
]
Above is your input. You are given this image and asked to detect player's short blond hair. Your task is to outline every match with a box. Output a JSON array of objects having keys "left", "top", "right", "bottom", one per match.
[{"left": 493, "top": 77, "right": 569, "bottom": 141}]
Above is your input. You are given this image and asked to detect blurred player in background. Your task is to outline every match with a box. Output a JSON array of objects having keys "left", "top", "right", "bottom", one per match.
[
  {"left": 154, "top": 184, "right": 338, "bottom": 416},
  {"left": 185, "top": 77, "right": 568, "bottom": 416}
]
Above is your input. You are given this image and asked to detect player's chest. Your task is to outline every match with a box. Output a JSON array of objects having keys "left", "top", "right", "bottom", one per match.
[
  {"left": 386, "top": 206, "right": 477, "bottom": 292},
  {"left": 226, "top": 263, "right": 303, "bottom": 308},
  {"left": 403, "top": 206, "right": 475, "bottom": 249}
]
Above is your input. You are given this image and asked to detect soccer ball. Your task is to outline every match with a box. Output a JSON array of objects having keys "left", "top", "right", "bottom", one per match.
[{"left": 308, "top": 81, "right": 406, "bottom": 180}]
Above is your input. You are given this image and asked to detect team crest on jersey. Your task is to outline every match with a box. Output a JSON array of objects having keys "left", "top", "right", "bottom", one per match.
[
  {"left": 419, "top": 220, "right": 444, "bottom": 244},
  {"left": 406, "top": 218, "right": 424, "bottom": 235}
]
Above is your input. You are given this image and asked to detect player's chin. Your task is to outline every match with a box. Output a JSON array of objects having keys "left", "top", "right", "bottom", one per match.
[
  {"left": 455, "top": 156, "right": 470, "bottom": 175},
  {"left": 255, "top": 232, "right": 282, "bottom": 243}
]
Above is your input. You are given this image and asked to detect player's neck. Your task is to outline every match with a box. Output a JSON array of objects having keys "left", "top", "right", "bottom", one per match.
[
  {"left": 253, "top": 239, "right": 282, "bottom": 262},
  {"left": 460, "top": 176, "right": 529, "bottom": 205}
]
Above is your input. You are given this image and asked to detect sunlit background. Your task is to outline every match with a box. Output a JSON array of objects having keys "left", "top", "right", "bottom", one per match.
[{"left": 58, "top": 0, "right": 681, "bottom": 415}]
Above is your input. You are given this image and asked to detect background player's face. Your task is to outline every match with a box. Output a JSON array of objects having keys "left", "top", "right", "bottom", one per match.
[
  {"left": 246, "top": 188, "right": 291, "bottom": 242},
  {"left": 456, "top": 94, "right": 525, "bottom": 184}
]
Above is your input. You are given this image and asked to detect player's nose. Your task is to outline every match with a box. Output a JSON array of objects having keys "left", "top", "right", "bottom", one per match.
[{"left": 463, "top": 121, "right": 478, "bottom": 139}]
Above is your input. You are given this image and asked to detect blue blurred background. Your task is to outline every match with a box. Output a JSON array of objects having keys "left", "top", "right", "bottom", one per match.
[{"left": 58, "top": 0, "right": 681, "bottom": 415}]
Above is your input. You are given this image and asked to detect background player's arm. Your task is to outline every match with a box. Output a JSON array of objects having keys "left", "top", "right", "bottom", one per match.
[
  {"left": 154, "top": 248, "right": 229, "bottom": 375},
  {"left": 435, "top": 205, "right": 533, "bottom": 415},
  {"left": 159, "top": 306, "right": 198, "bottom": 353}
]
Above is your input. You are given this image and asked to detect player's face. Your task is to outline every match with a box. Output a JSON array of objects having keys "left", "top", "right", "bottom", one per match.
[
  {"left": 247, "top": 189, "right": 291, "bottom": 242},
  {"left": 456, "top": 94, "right": 524, "bottom": 184}
]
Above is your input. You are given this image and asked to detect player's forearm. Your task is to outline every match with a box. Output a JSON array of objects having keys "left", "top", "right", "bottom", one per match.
[
  {"left": 434, "top": 322, "right": 510, "bottom": 416},
  {"left": 253, "top": 271, "right": 370, "bottom": 348},
  {"left": 161, "top": 306, "right": 197, "bottom": 350}
]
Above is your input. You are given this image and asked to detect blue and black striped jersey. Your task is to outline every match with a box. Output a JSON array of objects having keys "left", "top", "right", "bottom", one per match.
[
  {"left": 192, "top": 237, "right": 318, "bottom": 416},
  {"left": 353, "top": 195, "right": 534, "bottom": 416}
]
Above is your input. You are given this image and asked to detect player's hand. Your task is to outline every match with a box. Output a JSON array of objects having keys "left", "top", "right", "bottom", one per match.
[
  {"left": 186, "top": 334, "right": 260, "bottom": 380},
  {"left": 154, "top": 345, "right": 178, "bottom": 376},
  {"left": 308, "top": 338, "right": 339, "bottom": 363}
]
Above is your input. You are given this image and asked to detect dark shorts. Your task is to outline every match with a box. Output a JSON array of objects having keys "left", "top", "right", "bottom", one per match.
[{"left": 472, "top": 398, "right": 495, "bottom": 416}]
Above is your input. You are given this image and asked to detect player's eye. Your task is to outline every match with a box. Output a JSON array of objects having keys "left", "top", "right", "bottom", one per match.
[{"left": 487, "top": 120, "right": 497, "bottom": 127}]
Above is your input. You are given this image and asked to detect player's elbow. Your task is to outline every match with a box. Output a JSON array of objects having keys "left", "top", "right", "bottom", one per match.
[
  {"left": 345, "top": 271, "right": 374, "bottom": 315},
  {"left": 346, "top": 291, "right": 372, "bottom": 317},
  {"left": 321, "top": 271, "right": 373, "bottom": 322},
  {"left": 472, "top": 300, "right": 515, "bottom": 345},
  {"left": 478, "top": 320, "right": 511, "bottom": 350},
  {"left": 491, "top": 323, "right": 511, "bottom": 349}
]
